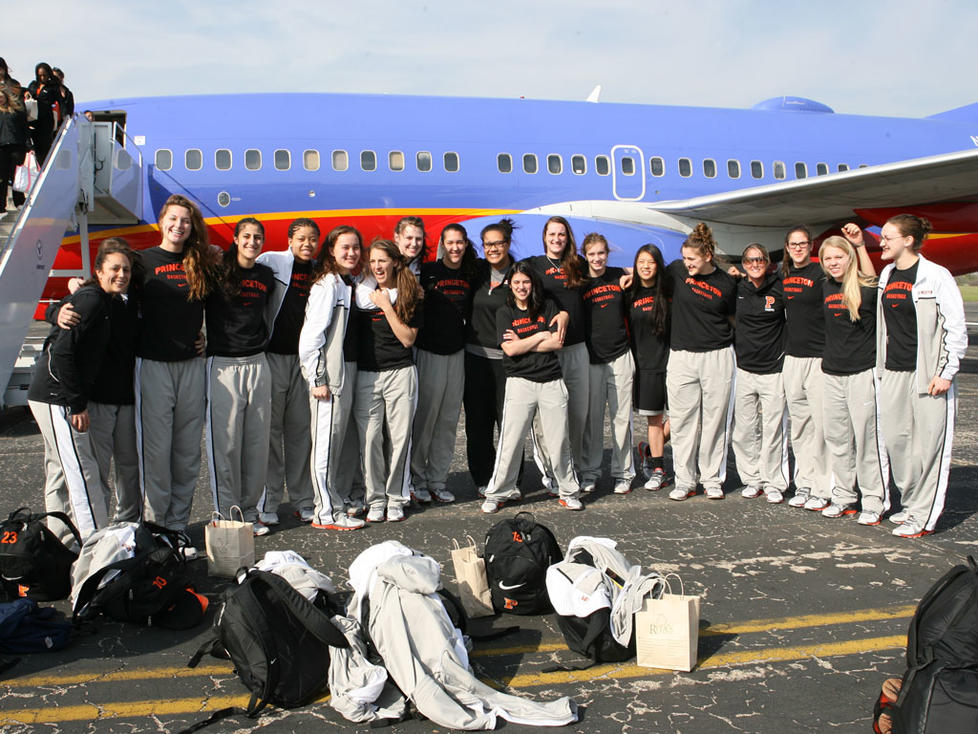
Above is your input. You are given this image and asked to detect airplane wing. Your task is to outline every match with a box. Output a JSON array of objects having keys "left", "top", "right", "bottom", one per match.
[{"left": 651, "top": 148, "right": 978, "bottom": 227}]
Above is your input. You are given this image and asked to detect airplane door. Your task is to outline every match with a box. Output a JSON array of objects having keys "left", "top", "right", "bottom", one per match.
[{"left": 611, "top": 145, "right": 645, "bottom": 201}]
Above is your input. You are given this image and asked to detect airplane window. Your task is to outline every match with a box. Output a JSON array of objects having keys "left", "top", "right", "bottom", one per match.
[
  {"left": 389, "top": 151, "right": 405, "bottom": 171},
  {"left": 703, "top": 159, "right": 716, "bottom": 178},
  {"left": 303, "top": 150, "right": 320, "bottom": 171},
  {"left": 750, "top": 160, "right": 763, "bottom": 178},
  {"left": 498, "top": 153, "right": 512, "bottom": 173},
  {"left": 678, "top": 158, "right": 692, "bottom": 177},
  {"left": 773, "top": 161, "right": 786, "bottom": 180},
  {"left": 794, "top": 162, "right": 807, "bottom": 179},
  {"left": 361, "top": 150, "right": 377, "bottom": 171},
  {"left": 727, "top": 159, "right": 740, "bottom": 179},
  {"left": 155, "top": 149, "right": 172, "bottom": 171},
  {"left": 547, "top": 154, "right": 562, "bottom": 175},
  {"left": 215, "top": 149, "right": 232, "bottom": 170},
  {"left": 816, "top": 162, "right": 828, "bottom": 176},
  {"left": 838, "top": 163, "right": 849, "bottom": 172},
  {"left": 274, "top": 149, "right": 291, "bottom": 171},
  {"left": 523, "top": 154, "right": 538, "bottom": 174},
  {"left": 595, "top": 155, "right": 610, "bottom": 175},
  {"left": 245, "top": 149, "right": 261, "bottom": 171},
  {"left": 332, "top": 150, "right": 349, "bottom": 171},
  {"left": 444, "top": 152, "right": 460, "bottom": 172},
  {"left": 185, "top": 149, "right": 203, "bottom": 171},
  {"left": 417, "top": 151, "right": 432, "bottom": 172},
  {"left": 217, "top": 191, "right": 231, "bottom": 207},
  {"left": 572, "top": 155, "right": 586, "bottom": 174},
  {"left": 650, "top": 157, "right": 664, "bottom": 177},
  {"left": 620, "top": 157, "right": 635, "bottom": 176}
]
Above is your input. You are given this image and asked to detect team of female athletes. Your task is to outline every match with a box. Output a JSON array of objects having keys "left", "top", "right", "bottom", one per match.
[{"left": 29, "top": 195, "right": 967, "bottom": 549}]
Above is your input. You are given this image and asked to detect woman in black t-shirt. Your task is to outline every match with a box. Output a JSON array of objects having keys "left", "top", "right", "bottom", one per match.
[
  {"left": 481, "top": 262, "right": 583, "bottom": 513},
  {"left": 627, "top": 244, "right": 672, "bottom": 491},
  {"left": 664, "top": 223, "right": 737, "bottom": 501},
  {"left": 814, "top": 230, "right": 888, "bottom": 526},
  {"left": 354, "top": 239, "right": 423, "bottom": 524}
]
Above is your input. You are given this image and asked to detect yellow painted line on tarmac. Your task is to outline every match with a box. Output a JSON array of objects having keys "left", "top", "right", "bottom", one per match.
[
  {"left": 700, "top": 604, "right": 916, "bottom": 636},
  {"left": 1, "top": 635, "right": 905, "bottom": 725},
  {"left": 6, "top": 663, "right": 233, "bottom": 688}
]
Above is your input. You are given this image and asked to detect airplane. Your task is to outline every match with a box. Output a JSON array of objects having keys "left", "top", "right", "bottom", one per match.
[{"left": 1, "top": 90, "right": 977, "bottom": 404}]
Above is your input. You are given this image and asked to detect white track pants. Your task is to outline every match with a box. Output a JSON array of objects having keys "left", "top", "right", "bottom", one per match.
[
  {"left": 88, "top": 402, "right": 140, "bottom": 522},
  {"left": 260, "top": 352, "right": 314, "bottom": 515},
  {"left": 310, "top": 361, "right": 361, "bottom": 523},
  {"left": 581, "top": 351, "right": 635, "bottom": 483},
  {"left": 411, "top": 349, "right": 464, "bottom": 492},
  {"left": 732, "top": 369, "right": 789, "bottom": 492},
  {"left": 532, "top": 341, "right": 589, "bottom": 481},
  {"left": 783, "top": 355, "right": 832, "bottom": 499}
]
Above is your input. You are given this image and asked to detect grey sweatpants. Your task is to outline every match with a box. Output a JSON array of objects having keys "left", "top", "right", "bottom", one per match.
[
  {"left": 135, "top": 357, "right": 205, "bottom": 531},
  {"left": 88, "top": 402, "right": 140, "bottom": 522},
  {"left": 356, "top": 366, "right": 417, "bottom": 511},
  {"left": 260, "top": 352, "right": 314, "bottom": 515},
  {"left": 881, "top": 369, "right": 955, "bottom": 532},
  {"left": 582, "top": 350, "right": 635, "bottom": 483},
  {"left": 732, "top": 369, "right": 789, "bottom": 492},
  {"left": 310, "top": 361, "right": 362, "bottom": 523},
  {"left": 783, "top": 355, "right": 832, "bottom": 498},
  {"left": 532, "top": 341, "right": 589, "bottom": 481},
  {"left": 822, "top": 369, "right": 890, "bottom": 514},
  {"left": 487, "top": 377, "right": 579, "bottom": 501},
  {"left": 666, "top": 347, "right": 735, "bottom": 492},
  {"left": 29, "top": 400, "right": 109, "bottom": 545},
  {"left": 410, "top": 349, "right": 464, "bottom": 492},
  {"left": 205, "top": 354, "right": 271, "bottom": 522}
]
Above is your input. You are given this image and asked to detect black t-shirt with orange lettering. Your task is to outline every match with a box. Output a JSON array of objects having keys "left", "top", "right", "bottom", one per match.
[
  {"left": 417, "top": 260, "right": 473, "bottom": 355},
  {"left": 881, "top": 261, "right": 918, "bottom": 372},
  {"left": 496, "top": 300, "right": 562, "bottom": 382},
  {"left": 266, "top": 259, "right": 313, "bottom": 355},
  {"left": 666, "top": 260, "right": 737, "bottom": 352},
  {"left": 136, "top": 246, "right": 205, "bottom": 362},
  {"left": 782, "top": 261, "right": 826, "bottom": 358},
  {"left": 205, "top": 263, "right": 275, "bottom": 357},
  {"left": 523, "top": 255, "right": 586, "bottom": 346},
  {"left": 627, "top": 285, "right": 669, "bottom": 372},
  {"left": 821, "top": 280, "right": 877, "bottom": 376},
  {"left": 357, "top": 301, "right": 424, "bottom": 372},
  {"left": 582, "top": 267, "right": 630, "bottom": 364}
]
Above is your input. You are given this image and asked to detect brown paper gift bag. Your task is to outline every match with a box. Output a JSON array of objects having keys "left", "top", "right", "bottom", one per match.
[
  {"left": 451, "top": 536, "right": 494, "bottom": 618},
  {"left": 635, "top": 573, "right": 701, "bottom": 672},
  {"left": 205, "top": 506, "right": 255, "bottom": 578}
]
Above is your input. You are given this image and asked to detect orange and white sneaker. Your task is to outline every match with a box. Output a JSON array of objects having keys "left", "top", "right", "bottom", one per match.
[{"left": 892, "top": 516, "right": 930, "bottom": 538}]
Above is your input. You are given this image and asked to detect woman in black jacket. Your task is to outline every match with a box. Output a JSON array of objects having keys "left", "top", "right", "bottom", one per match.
[{"left": 0, "top": 85, "right": 28, "bottom": 212}]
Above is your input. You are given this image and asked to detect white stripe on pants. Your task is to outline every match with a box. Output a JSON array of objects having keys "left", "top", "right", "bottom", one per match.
[
  {"left": 822, "top": 369, "right": 890, "bottom": 514},
  {"left": 783, "top": 355, "right": 832, "bottom": 498},
  {"left": 532, "top": 341, "right": 589, "bottom": 481},
  {"left": 29, "top": 400, "right": 109, "bottom": 544},
  {"left": 732, "top": 369, "right": 789, "bottom": 492},
  {"left": 488, "top": 377, "right": 579, "bottom": 501},
  {"left": 88, "top": 402, "right": 140, "bottom": 522},
  {"left": 310, "top": 361, "right": 360, "bottom": 523},
  {"left": 261, "top": 352, "right": 314, "bottom": 515},
  {"left": 881, "top": 369, "right": 955, "bottom": 532},
  {"left": 355, "top": 366, "right": 417, "bottom": 511},
  {"left": 135, "top": 357, "right": 205, "bottom": 531},
  {"left": 205, "top": 354, "right": 271, "bottom": 522},
  {"left": 581, "top": 351, "right": 635, "bottom": 483},
  {"left": 411, "top": 348, "right": 464, "bottom": 491}
]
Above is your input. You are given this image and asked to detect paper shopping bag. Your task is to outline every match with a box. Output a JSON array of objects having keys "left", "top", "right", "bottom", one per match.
[
  {"left": 635, "top": 574, "right": 700, "bottom": 672},
  {"left": 205, "top": 506, "right": 255, "bottom": 577},
  {"left": 451, "top": 536, "right": 495, "bottom": 618}
]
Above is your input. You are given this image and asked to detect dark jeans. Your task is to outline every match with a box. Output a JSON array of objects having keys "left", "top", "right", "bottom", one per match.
[{"left": 0, "top": 144, "right": 26, "bottom": 209}]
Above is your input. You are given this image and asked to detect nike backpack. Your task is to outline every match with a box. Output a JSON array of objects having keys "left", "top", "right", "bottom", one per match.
[
  {"left": 484, "top": 512, "right": 561, "bottom": 615},
  {"left": 890, "top": 556, "right": 978, "bottom": 733},
  {"left": 0, "top": 507, "right": 81, "bottom": 601}
]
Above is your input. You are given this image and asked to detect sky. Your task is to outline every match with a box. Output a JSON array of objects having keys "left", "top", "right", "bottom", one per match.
[{"left": 3, "top": 0, "right": 975, "bottom": 118}]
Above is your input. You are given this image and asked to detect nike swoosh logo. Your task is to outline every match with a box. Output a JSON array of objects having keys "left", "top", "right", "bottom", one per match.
[{"left": 498, "top": 581, "right": 525, "bottom": 591}]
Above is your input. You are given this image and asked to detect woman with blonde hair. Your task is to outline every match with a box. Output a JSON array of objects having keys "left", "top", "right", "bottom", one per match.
[{"left": 811, "top": 226, "right": 888, "bottom": 525}]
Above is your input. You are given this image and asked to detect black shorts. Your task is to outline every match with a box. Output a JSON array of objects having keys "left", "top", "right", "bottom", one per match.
[{"left": 633, "top": 369, "right": 667, "bottom": 415}]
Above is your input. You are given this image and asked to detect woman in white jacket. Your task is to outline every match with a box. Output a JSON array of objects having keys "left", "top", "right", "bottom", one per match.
[
  {"left": 875, "top": 214, "right": 968, "bottom": 538},
  {"left": 298, "top": 225, "right": 365, "bottom": 531}
]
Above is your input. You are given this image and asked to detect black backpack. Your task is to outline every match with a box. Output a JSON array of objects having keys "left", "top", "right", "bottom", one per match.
[
  {"left": 891, "top": 556, "right": 978, "bottom": 733},
  {"left": 72, "top": 523, "right": 203, "bottom": 629},
  {"left": 187, "top": 569, "right": 348, "bottom": 722},
  {"left": 0, "top": 508, "right": 81, "bottom": 601},
  {"left": 484, "top": 512, "right": 561, "bottom": 615}
]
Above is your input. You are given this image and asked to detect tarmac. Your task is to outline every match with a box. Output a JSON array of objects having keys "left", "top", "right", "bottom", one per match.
[{"left": 1, "top": 312, "right": 977, "bottom": 733}]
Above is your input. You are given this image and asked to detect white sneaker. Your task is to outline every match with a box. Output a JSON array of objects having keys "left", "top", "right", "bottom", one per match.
[
  {"left": 253, "top": 522, "right": 270, "bottom": 537},
  {"left": 559, "top": 496, "right": 584, "bottom": 511},
  {"left": 740, "top": 485, "right": 762, "bottom": 499},
  {"left": 366, "top": 506, "right": 386, "bottom": 523},
  {"left": 347, "top": 503, "right": 365, "bottom": 518},
  {"left": 765, "top": 489, "right": 784, "bottom": 504},
  {"left": 705, "top": 487, "right": 725, "bottom": 500},
  {"left": 258, "top": 511, "right": 280, "bottom": 526},
  {"left": 644, "top": 469, "right": 669, "bottom": 491},
  {"left": 581, "top": 482, "right": 596, "bottom": 494},
  {"left": 431, "top": 488, "right": 455, "bottom": 503},
  {"left": 892, "top": 516, "right": 929, "bottom": 538},
  {"left": 411, "top": 488, "right": 432, "bottom": 504},
  {"left": 481, "top": 499, "right": 503, "bottom": 514},
  {"left": 788, "top": 489, "right": 810, "bottom": 508},
  {"left": 889, "top": 510, "right": 909, "bottom": 525},
  {"left": 296, "top": 508, "right": 315, "bottom": 523},
  {"left": 386, "top": 504, "right": 406, "bottom": 522},
  {"left": 803, "top": 496, "right": 830, "bottom": 512},
  {"left": 856, "top": 511, "right": 881, "bottom": 526},
  {"left": 669, "top": 486, "right": 694, "bottom": 501},
  {"left": 613, "top": 479, "right": 633, "bottom": 495},
  {"left": 312, "top": 515, "right": 365, "bottom": 531},
  {"left": 821, "top": 502, "right": 857, "bottom": 518}
]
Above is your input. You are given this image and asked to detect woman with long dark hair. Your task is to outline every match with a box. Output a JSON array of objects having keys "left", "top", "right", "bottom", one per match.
[{"left": 481, "top": 261, "right": 582, "bottom": 513}]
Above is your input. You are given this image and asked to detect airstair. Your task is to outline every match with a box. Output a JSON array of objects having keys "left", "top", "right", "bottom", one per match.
[{"left": 0, "top": 117, "right": 144, "bottom": 408}]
